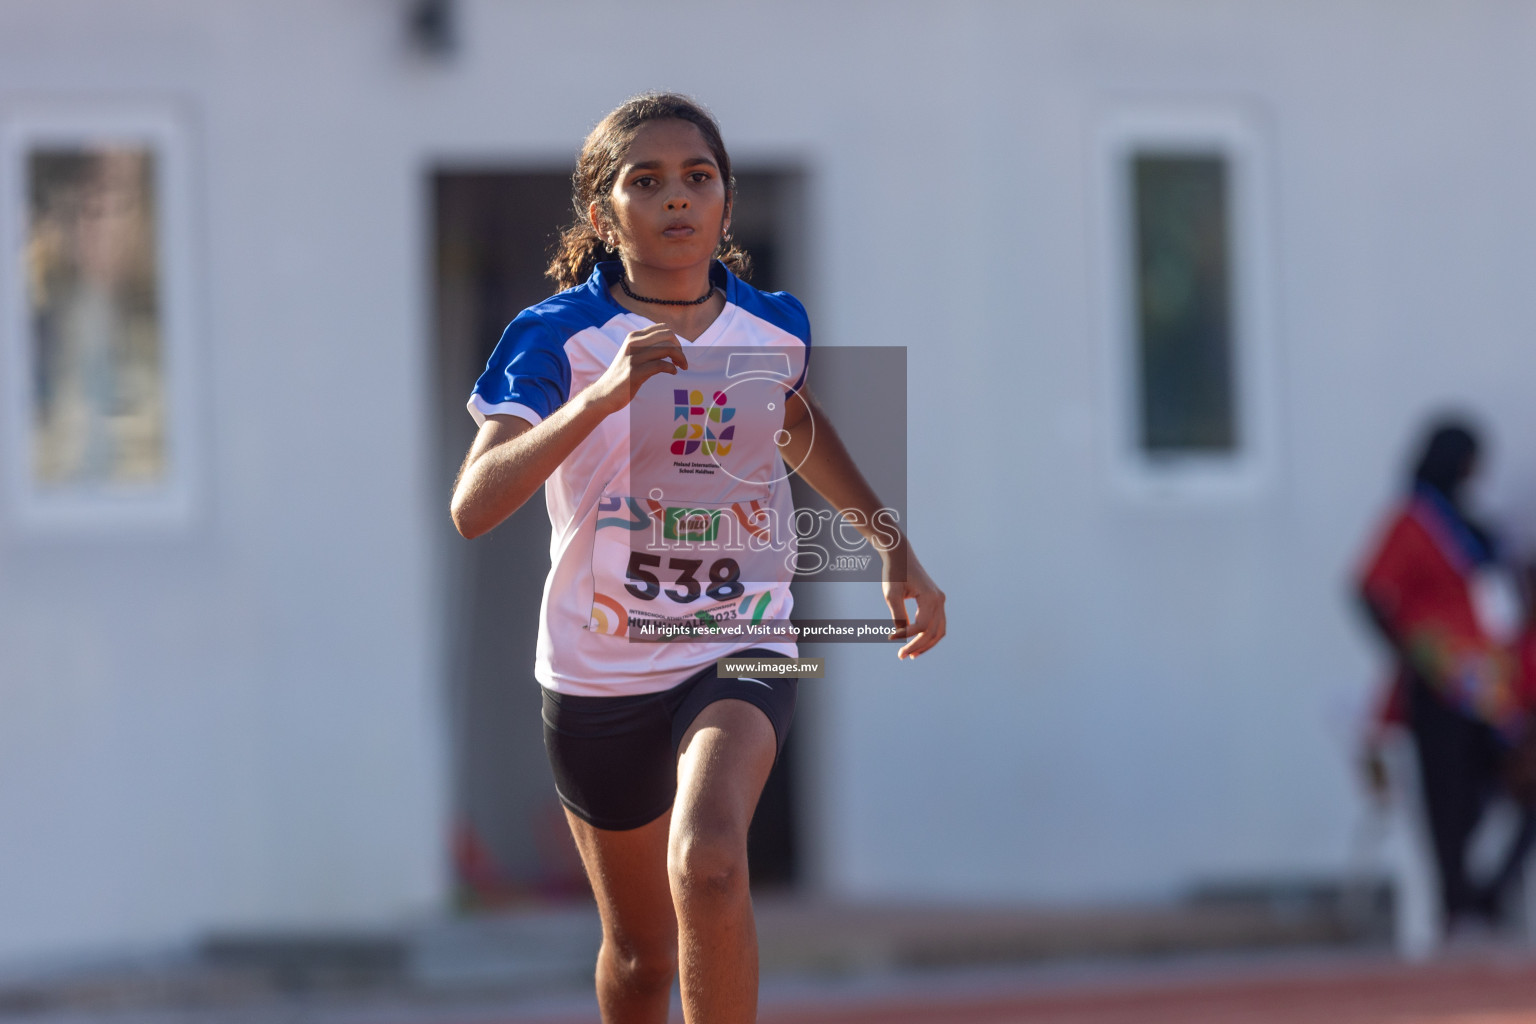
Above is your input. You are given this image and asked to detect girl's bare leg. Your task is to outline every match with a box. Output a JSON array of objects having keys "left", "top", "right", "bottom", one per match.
[
  {"left": 670, "top": 699, "right": 777, "bottom": 1024},
  {"left": 565, "top": 809, "right": 678, "bottom": 1024}
]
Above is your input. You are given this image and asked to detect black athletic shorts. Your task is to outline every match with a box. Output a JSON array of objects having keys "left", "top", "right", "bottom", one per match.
[{"left": 540, "top": 648, "right": 798, "bottom": 831}]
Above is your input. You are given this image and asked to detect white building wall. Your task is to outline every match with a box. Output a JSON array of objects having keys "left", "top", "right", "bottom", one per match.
[
  {"left": 3, "top": 0, "right": 1536, "bottom": 958},
  {"left": 0, "top": 1, "right": 454, "bottom": 961}
]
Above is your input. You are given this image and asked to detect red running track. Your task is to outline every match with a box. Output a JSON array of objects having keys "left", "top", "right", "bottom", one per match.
[
  {"left": 463, "top": 957, "right": 1536, "bottom": 1024},
  {"left": 757, "top": 960, "right": 1536, "bottom": 1024}
]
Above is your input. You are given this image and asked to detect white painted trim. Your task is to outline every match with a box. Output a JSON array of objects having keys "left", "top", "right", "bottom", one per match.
[
  {"left": 0, "top": 104, "right": 199, "bottom": 532},
  {"left": 1093, "top": 103, "right": 1279, "bottom": 504},
  {"left": 466, "top": 396, "right": 542, "bottom": 427}
]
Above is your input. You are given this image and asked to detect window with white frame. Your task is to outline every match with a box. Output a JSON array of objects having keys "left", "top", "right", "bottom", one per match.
[
  {"left": 1098, "top": 109, "right": 1275, "bottom": 499},
  {"left": 1, "top": 109, "right": 195, "bottom": 528}
]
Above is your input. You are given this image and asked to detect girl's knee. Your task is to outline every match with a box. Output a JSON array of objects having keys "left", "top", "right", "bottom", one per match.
[
  {"left": 603, "top": 935, "right": 677, "bottom": 994},
  {"left": 668, "top": 824, "right": 748, "bottom": 900}
]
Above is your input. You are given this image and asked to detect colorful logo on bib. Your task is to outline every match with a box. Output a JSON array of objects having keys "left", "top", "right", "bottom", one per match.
[
  {"left": 672, "top": 389, "right": 734, "bottom": 457},
  {"left": 590, "top": 593, "right": 628, "bottom": 636}
]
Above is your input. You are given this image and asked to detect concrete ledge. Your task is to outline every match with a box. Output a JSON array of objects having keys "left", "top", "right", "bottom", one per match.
[{"left": 0, "top": 894, "right": 1385, "bottom": 1015}]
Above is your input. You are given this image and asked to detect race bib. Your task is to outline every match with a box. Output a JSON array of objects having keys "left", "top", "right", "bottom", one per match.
[{"left": 588, "top": 496, "right": 791, "bottom": 638}]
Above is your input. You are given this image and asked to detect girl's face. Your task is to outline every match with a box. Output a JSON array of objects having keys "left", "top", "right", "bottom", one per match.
[{"left": 595, "top": 119, "right": 729, "bottom": 274}]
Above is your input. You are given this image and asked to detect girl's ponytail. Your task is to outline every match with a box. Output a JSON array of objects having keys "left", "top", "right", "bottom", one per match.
[
  {"left": 716, "top": 240, "right": 752, "bottom": 282},
  {"left": 546, "top": 219, "right": 607, "bottom": 292}
]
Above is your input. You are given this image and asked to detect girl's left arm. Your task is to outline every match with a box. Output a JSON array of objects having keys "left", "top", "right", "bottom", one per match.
[{"left": 780, "top": 387, "right": 946, "bottom": 659}]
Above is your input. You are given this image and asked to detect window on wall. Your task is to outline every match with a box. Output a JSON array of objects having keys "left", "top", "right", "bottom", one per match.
[
  {"left": 29, "top": 147, "right": 166, "bottom": 485},
  {"left": 2, "top": 110, "right": 195, "bottom": 527},
  {"left": 1098, "top": 109, "right": 1274, "bottom": 499},
  {"left": 1133, "top": 154, "right": 1235, "bottom": 456}
]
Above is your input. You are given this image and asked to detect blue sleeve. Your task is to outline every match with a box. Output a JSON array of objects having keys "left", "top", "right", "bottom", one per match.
[
  {"left": 467, "top": 312, "right": 572, "bottom": 426},
  {"left": 735, "top": 286, "right": 811, "bottom": 394},
  {"left": 779, "top": 292, "right": 811, "bottom": 394}
]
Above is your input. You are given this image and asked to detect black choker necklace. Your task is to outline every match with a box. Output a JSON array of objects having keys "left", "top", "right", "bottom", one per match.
[{"left": 620, "top": 277, "right": 714, "bottom": 306}]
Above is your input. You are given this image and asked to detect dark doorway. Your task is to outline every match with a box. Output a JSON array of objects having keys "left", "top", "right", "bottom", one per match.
[{"left": 431, "top": 167, "right": 810, "bottom": 903}]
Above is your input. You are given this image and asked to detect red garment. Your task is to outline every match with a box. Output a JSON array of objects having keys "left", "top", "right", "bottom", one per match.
[
  {"left": 1358, "top": 497, "right": 1525, "bottom": 740},
  {"left": 1361, "top": 499, "right": 1484, "bottom": 643},
  {"left": 1519, "top": 628, "right": 1536, "bottom": 711}
]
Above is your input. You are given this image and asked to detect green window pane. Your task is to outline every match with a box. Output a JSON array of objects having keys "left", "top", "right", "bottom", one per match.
[{"left": 1133, "top": 155, "right": 1236, "bottom": 454}]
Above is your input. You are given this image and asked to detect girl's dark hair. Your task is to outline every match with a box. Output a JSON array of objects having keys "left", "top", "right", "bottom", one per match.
[
  {"left": 1412, "top": 418, "right": 1480, "bottom": 499},
  {"left": 547, "top": 92, "right": 751, "bottom": 290}
]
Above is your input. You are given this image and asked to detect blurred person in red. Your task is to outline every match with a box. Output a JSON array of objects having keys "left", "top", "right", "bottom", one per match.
[{"left": 1357, "top": 419, "right": 1536, "bottom": 933}]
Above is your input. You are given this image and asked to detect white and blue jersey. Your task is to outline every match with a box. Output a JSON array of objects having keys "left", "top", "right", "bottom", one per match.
[{"left": 468, "top": 260, "right": 810, "bottom": 696}]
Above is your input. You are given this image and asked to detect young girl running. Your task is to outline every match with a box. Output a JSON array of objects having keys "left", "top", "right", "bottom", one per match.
[{"left": 451, "top": 93, "right": 945, "bottom": 1024}]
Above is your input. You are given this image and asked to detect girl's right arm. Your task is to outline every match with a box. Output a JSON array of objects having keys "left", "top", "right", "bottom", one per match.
[{"left": 450, "top": 325, "right": 687, "bottom": 539}]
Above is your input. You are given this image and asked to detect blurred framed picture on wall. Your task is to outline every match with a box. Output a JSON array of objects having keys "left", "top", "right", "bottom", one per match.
[{"left": 0, "top": 106, "right": 197, "bottom": 531}]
